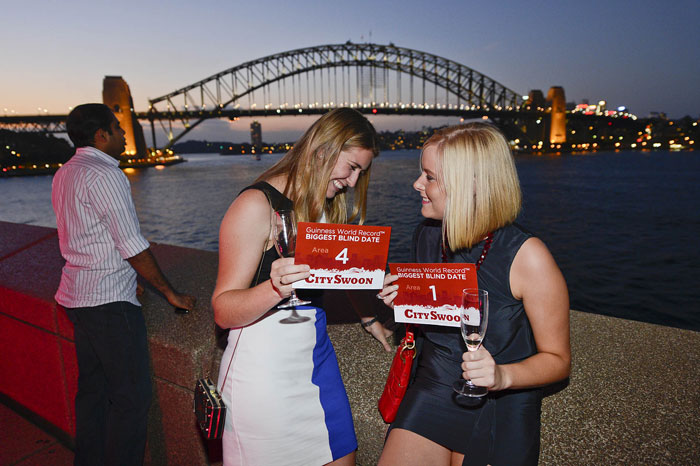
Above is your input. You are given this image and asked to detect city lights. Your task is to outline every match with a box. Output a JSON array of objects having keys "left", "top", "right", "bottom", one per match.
[{"left": 1, "top": 45, "right": 697, "bottom": 176}]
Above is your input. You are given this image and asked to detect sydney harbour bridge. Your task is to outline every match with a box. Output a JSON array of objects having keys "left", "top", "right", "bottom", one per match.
[{"left": 2, "top": 42, "right": 594, "bottom": 157}]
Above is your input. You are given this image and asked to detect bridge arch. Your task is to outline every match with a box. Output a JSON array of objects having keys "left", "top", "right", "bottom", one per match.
[{"left": 147, "top": 42, "right": 522, "bottom": 147}]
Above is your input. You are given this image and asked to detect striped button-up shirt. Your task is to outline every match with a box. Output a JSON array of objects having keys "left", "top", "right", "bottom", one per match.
[{"left": 52, "top": 146, "right": 150, "bottom": 308}]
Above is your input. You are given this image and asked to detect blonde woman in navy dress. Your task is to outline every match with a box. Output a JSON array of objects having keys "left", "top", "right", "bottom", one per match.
[
  {"left": 212, "top": 108, "right": 390, "bottom": 466},
  {"left": 377, "top": 122, "right": 571, "bottom": 465}
]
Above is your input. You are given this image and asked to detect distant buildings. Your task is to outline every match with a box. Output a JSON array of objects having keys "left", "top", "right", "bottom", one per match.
[{"left": 250, "top": 121, "right": 262, "bottom": 150}]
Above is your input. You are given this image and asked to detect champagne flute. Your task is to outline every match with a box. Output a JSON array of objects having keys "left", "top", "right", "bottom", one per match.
[
  {"left": 273, "top": 209, "right": 311, "bottom": 323},
  {"left": 453, "top": 289, "right": 489, "bottom": 397}
]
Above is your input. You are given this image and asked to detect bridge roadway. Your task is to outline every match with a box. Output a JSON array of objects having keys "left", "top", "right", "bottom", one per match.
[
  {"left": 0, "top": 108, "right": 612, "bottom": 133},
  {"left": 0, "top": 106, "right": 544, "bottom": 140},
  {"left": 0, "top": 221, "right": 697, "bottom": 465},
  {"left": 0, "top": 106, "right": 544, "bottom": 124}
]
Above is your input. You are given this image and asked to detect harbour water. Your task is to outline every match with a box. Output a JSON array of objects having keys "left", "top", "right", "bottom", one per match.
[{"left": 1, "top": 149, "right": 698, "bottom": 331}]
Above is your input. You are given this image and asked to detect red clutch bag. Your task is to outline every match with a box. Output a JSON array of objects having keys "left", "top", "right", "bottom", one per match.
[{"left": 378, "top": 326, "right": 416, "bottom": 423}]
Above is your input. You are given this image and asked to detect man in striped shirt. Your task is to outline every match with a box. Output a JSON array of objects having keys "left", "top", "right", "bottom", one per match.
[{"left": 52, "top": 103, "right": 196, "bottom": 466}]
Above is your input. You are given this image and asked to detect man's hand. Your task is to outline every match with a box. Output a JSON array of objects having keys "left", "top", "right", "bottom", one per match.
[
  {"left": 128, "top": 248, "right": 196, "bottom": 311},
  {"left": 167, "top": 292, "right": 196, "bottom": 312}
]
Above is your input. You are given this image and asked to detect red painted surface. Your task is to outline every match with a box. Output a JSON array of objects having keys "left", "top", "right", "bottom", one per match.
[
  {"left": 1, "top": 221, "right": 221, "bottom": 464},
  {"left": 0, "top": 314, "right": 73, "bottom": 432},
  {"left": 0, "top": 287, "right": 57, "bottom": 332}
]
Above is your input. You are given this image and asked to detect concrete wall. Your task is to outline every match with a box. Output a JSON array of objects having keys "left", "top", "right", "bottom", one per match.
[{"left": 0, "top": 221, "right": 220, "bottom": 464}]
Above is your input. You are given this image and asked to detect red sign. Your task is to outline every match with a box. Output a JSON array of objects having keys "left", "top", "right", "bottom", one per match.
[
  {"left": 389, "top": 263, "right": 478, "bottom": 327},
  {"left": 294, "top": 222, "right": 391, "bottom": 289}
]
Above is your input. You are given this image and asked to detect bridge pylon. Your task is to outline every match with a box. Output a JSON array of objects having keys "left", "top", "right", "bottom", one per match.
[
  {"left": 547, "top": 86, "right": 567, "bottom": 144},
  {"left": 103, "top": 76, "right": 147, "bottom": 157}
]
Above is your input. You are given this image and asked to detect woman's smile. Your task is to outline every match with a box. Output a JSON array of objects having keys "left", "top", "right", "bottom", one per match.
[
  {"left": 326, "top": 147, "right": 374, "bottom": 199},
  {"left": 413, "top": 145, "right": 446, "bottom": 219}
]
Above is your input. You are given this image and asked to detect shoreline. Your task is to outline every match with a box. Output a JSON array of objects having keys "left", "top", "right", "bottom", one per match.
[
  {"left": 2, "top": 147, "right": 696, "bottom": 177},
  {"left": 0, "top": 155, "right": 185, "bottom": 177}
]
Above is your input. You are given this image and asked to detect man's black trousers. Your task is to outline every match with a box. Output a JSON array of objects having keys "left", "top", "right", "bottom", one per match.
[{"left": 65, "top": 301, "right": 152, "bottom": 466}]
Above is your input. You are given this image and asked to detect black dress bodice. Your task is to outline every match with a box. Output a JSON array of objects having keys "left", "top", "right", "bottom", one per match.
[
  {"left": 240, "top": 181, "right": 293, "bottom": 287},
  {"left": 413, "top": 220, "right": 537, "bottom": 369},
  {"left": 240, "top": 182, "right": 322, "bottom": 306}
]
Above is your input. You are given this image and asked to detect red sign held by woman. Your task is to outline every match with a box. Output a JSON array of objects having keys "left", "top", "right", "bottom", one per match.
[
  {"left": 389, "top": 263, "right": 478, "bottom": 327},
  {"left": 294, "top": 222, "right": 391, "bottom": 289}
]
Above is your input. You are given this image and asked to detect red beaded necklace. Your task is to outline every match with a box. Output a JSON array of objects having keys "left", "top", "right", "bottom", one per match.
[{"left": 442, "top": 232, "right": 494, "bottom": 270}]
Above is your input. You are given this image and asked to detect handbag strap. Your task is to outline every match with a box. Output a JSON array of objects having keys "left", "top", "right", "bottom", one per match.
[
  {"left": 404, "top": 324, "right": 415, "bottom": 342},
  {"left": 219, "top": 184, "right": 276, "bottom": 391},
  {"left": 399, "top": 324, "right": 416, "bottom": 361},
  {"left": 219, "top": 330, "right": 241, "bottom": 391}
]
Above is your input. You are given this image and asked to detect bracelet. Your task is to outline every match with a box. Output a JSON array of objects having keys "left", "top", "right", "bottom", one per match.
[{"left": 361, "top": 316, "right": 379, "bottom": 328}]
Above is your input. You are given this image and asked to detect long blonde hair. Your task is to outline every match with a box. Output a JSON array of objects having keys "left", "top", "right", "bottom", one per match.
[
  {"left": 257, "top": 108, "right": 378, "bottom": 224},
  {"left": 423, "top": 122, "right": 521, "bottom": 249}
]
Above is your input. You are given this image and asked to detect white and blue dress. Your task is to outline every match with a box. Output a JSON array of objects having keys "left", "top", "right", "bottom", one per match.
[{"left": 217, "top": 182, "right": 356, "bottom": 465}]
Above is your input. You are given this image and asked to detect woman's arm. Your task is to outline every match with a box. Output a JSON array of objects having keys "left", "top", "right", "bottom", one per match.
[
  {"left": 211, "top": 189, "right": 310, "bottom": 328},
  {"left": 359, "top": 316, "right": 394, "bottom": 352},
  {"left": 463, "top": 237, "right": 571, "bottom": 390}
]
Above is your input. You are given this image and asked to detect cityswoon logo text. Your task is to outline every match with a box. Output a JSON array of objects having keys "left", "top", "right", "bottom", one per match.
[
  {"left": 305, "top": 268, "right": 375, "bottom": 285},
  {"left": 401, "top": 306, "right": 462, "bottom": 324}
]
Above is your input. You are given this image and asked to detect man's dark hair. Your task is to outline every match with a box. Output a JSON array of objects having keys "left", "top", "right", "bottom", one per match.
[{"left": 66, "top": 103, "right": 115, "bottom": 147}]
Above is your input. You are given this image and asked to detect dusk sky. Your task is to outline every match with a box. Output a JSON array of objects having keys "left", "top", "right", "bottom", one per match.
[{"left": 2, "top": 0, "right": 699, "bottom": 142}]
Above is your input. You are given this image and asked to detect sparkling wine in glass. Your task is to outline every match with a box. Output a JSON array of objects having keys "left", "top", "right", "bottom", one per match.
[
  {"left": 453, "top": 289, "right": 489, "bottom": 397},
  {"left": 273, "top": 210, "right": 311, "bottom": 323}
]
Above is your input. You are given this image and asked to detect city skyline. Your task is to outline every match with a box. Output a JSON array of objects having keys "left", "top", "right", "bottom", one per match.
[{"left": 2, "top": 0, "right": 699, "bottom": 142}]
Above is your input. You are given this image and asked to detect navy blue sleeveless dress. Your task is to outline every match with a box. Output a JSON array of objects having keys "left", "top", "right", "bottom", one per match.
[{"left": 390, "top": 220, "right": 542, "bottom": 466}]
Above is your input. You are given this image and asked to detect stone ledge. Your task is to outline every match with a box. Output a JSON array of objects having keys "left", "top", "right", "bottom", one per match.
[
  {"left": 328, "top": 311, "right": 700, "bottom": 465},
  {"left": 0, "top": 221, "right": 57, "bottom": 259}
]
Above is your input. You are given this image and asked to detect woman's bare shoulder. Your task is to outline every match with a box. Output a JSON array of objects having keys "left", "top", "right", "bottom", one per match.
[
  {"left": 219, "top": 188, "right": 273, "bottom": 244},
  {"left": 511, "top": 237, "right": 565, "bottom": 299},
  {"left": 226, "top": 188, "right": 271, "bottom": 219}
]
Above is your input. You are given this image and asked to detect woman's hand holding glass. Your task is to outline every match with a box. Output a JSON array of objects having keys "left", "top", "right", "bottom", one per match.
[
  {"left": 269, "top": 257, "right": 310, "bottom": 300},
  {"left": 460, "top": 346, "right": 506, "bottom": 392},
  {"left": 453, "top": 289, "right": 489, "bottom": 397}
]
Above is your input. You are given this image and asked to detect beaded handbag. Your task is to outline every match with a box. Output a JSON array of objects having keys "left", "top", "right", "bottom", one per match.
[{"left": 194, "top": 377, "right": 226, "bottom": 439}]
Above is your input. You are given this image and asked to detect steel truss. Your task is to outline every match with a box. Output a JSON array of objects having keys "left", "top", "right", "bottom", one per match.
[
  {"left": 0, "top": 117, "right": 66, "bottom": 133},
  {"left": 148, "top": 42, "right": 523, "bottom": 148}
]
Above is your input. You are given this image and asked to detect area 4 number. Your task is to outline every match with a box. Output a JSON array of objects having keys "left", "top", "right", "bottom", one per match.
[{"left": 335, "top": 248, "right": 349, "bottom": 265}]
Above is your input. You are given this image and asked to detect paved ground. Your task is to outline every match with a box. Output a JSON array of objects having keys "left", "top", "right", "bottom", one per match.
[
  {"left": 0, "top": 402, "right": 72, "bottom": 466},
  {"left": 329, "top": 310, "right": 700, "bottom": 465},
  {"left": 2, "top": 310, "right": 698, "bottom": 465}
]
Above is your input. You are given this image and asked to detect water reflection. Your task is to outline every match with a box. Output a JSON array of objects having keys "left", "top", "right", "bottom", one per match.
[{"left": 1, "top": 150, "right": 698, "bottom": 331}]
